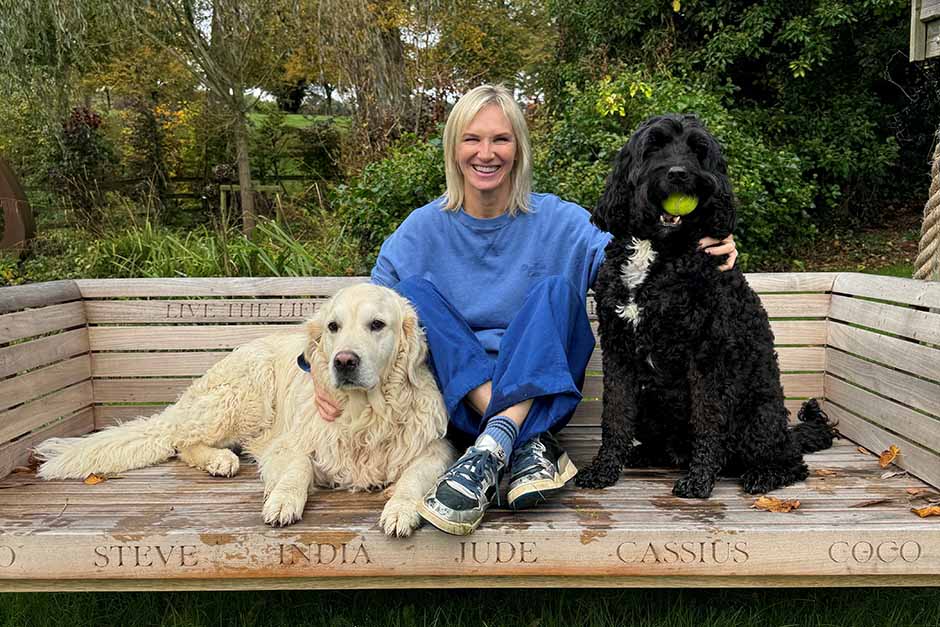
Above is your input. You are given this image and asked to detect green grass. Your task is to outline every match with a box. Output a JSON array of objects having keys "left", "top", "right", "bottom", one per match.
[
  {"left": 247, "top": 113, "right": 351, "bottom": 130},
  {"left": 2, "top": 587, "right": 939, "bottom": 627}
]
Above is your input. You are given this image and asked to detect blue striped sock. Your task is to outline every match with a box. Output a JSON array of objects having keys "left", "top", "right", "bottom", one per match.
[{"left": 479, "top": 415, "right": 518, "bottom": 457}]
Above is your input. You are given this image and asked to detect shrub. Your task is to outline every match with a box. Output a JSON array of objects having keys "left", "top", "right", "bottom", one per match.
[
  {"left": 533, "top": 69, "right": 818, "bottom": 268},
  {"left": 48, "top": 107, "right": 118, "bottom": 229},
  {"left": 330, "top": 134, "right": 445, "bottom": 263},
  {"left": 296, "top": 119, "right": 343, "bottom": 182}
]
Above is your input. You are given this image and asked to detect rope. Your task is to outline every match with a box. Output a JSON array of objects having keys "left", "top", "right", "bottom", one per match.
[{"left": 914, "top": 132, "right": 940, "bottom": 281}]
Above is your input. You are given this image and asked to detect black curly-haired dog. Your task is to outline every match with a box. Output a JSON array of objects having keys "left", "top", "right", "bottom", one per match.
[{"left": 576, "top": 113, "right": 836, "bottom": 498}]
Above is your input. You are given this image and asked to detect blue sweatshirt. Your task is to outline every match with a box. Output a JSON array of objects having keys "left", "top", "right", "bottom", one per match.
[{"left": 370, "top": 193, "right": 612, "bottom": 356}]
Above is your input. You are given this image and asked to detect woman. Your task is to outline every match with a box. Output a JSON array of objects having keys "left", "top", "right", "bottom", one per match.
[{"left": 317, "top": 85, "right": 737, "bottom": 536}]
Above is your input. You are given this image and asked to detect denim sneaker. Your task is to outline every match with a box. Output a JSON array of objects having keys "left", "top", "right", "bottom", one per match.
[
  {"left": 507, "top": 432, "right": 578, "bottom": 510},
  {"left": 417, "top": 434, "right": 506, "bottom": 536}
]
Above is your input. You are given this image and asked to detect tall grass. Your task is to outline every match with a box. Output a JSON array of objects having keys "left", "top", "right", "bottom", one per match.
[{"left": 90, "top": 211, "right": 366, "bottom": 279}]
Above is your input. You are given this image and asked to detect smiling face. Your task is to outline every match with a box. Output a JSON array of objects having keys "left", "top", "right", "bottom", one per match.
[{"left": 456, "top": 104, "right": 516, "bottom": 206}]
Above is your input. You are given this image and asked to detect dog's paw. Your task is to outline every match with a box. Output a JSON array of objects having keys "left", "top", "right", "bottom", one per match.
[
  {"left": 742, "top": 464, "right": 807, "bottom": 494},
  {"left": 380, "top": 496, "right": 422, "bottom": 537},
  {"left": 205, "top": 449, "right": 240, "bottom": 477},
  {"left": 262, "top": 487, "right": 307, "bottom": 527},
  {"left": 672, "top": 475, "right": 715, "bottom": 499},
  {"left": 575, "top": 462, "right": 620, "bottom": 489}
]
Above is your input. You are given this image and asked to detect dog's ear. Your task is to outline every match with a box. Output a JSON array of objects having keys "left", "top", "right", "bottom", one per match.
[
  {"left": 302, "top": 306, "right": 326, "bottom": 364},
  {"left": 395, "top": 297, "right": 428, "bottom": 387},
  {"left": 594, "top": 116, "right": 666, "bottom": 235},
  {"left": 592, "top": 142, "right": 634, "bottom": 234}
]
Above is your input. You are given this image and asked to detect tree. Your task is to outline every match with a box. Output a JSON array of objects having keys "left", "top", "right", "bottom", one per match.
[{"left": 125, "top": 0, "right": 300, "bottom": 235}]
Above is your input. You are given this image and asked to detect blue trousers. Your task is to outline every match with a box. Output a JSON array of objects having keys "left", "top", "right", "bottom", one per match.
[{"left": 394, "top": 276, "right": 595, "bottom": 447}]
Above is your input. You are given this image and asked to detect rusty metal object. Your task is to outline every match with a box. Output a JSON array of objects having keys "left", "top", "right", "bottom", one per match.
[{"left": 0, "top": 157, "right": 36, "bottom": 253}]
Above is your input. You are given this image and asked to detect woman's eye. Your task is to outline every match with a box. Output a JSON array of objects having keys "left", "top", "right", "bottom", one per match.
[
  {"left": 327, "top": 321, "right": 339, "bottom": 333},
  {"left": 370, "top": 319, "right": 386, "bottom": 332}
]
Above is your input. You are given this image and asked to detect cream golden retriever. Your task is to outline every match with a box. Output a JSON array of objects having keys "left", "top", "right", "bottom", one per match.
[{"left": 36, "top": 284, "right": 455, "bottom": 536}]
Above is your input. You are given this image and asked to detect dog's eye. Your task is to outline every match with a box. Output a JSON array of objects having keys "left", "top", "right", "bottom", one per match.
[
  {"left": 370, "top": 319, "right": 386, "bottom": 332},
  {"left": 327, "top": 321, "right": 339, "bottom": 333},
  {"left": 689, "top": 140, "right": 710, "bottom": 162}
]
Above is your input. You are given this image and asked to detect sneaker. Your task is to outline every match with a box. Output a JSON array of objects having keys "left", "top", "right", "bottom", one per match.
[
  {"left": 507, "top": 432, "right": 578, "bottom": 510},
  {"left": 417, "top": 434, "right": 506, "bottom": 536}
]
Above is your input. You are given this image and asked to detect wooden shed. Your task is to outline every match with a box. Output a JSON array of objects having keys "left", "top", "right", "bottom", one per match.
[{"left": 912, "top": 0, "right": 940, "bottom": 60}]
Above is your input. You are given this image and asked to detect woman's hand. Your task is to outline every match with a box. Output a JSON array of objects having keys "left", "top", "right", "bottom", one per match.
[
  {"left": 699, "top": 234, "right": 737, "bottom": 272},
  {"left": 314, "top": 380, "right": 342, "bottom": 422}
]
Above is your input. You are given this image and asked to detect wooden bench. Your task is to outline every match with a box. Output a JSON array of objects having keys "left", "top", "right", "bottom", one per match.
[{"left": 0, "top": 273, "right": 938, "bottom": 591}]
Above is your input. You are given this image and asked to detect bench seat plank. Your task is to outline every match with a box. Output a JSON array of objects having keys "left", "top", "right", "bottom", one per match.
[{"left": 0, "top": 437, "right": 936, "bottom": 587}]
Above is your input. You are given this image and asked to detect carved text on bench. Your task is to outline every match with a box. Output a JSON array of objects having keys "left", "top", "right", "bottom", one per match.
[
  {"left": 93, "top": 544, "right": 199, "bottom": 568},
  {"left": 458, "top": 541, "right": 538, "bottom": 564},
  {"left": 279, "top": 541, "right": 371, "bottom": 567},
  {"left": 165, "top": 302, "right": 319, "bottom": 320},
  {"left": 828, "top": 540, "right": 922, "bottom": 564},
  {"left": 616, "top": 541, "right": 750, "bottom": 565}
]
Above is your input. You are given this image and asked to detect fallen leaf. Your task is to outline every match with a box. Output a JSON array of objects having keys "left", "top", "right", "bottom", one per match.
[
  {"left": 857, "top": 447, "right": 871, "bottom": 456},
  {"left": 84, "top": 474, "right": 106, "bottom": 485},
  {"left": 751, "top": 496, "right": 801, "bottom": 513},
  {"left": 879, "top": 445, "right": 901, "bottom": 468},
  {"left": 911, "top": 506, "right": 940, "bottom": 518},
  {"left": 11, "top": 466, "right": 34, "bottom": 474},
  {"left": 849, "top": 498, "right": 893, "bottom": 508},
  {"left": 814, "top": 469, "right": 839, "bottom": 477},
  {"left": 881, "top": 470, "right": 908, "bottom": 480}
]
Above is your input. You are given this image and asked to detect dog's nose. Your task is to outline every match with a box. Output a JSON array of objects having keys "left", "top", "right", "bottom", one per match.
[
  {"left": 333, "top": 351, "right": 360, "bottom": 373},
  {"left": 667, "top": 166, "right": 688, "bottom": 182}
]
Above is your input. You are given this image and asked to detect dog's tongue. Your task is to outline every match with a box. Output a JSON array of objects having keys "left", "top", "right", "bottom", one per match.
[{"left": 663, "top": 193, "right": 698, "bottom": 216}]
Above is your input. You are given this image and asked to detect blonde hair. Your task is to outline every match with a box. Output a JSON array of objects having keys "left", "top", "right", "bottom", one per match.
[{"left": 442, "top": 84, "right": 532, "bottom": 215}]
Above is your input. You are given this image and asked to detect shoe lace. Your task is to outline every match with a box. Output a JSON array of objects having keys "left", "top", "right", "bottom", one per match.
[
  {"left": 445, "top": 448, "right": 501, "bottom": 504},
  {"left": 514, "top": 440, "right": 553, "bottom": 476}
]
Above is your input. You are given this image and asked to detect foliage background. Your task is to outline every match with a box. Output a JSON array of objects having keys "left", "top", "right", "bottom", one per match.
[{"left": 0, "top": 0, "right": 937, "bottom": 283}]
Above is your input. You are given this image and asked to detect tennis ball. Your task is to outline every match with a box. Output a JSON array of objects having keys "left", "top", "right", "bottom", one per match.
[{"left": 663, "top": 193, "right": 698, "bottom": 216}]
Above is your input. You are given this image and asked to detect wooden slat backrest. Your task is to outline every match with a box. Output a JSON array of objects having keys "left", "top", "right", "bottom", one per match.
[
  {"left": 77, "top": 274, "right": 835, "bottom": 434},
  {"left": 825, "top": 273, "right": 940, "bottom": 487},
  {"left": 0, "top": 281, "right": 94, "bottom": 478}
]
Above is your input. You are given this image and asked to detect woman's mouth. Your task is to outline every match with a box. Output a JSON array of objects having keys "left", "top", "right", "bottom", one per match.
[{"left": 471, "top": 164, "right": 501, "bottom": 175}]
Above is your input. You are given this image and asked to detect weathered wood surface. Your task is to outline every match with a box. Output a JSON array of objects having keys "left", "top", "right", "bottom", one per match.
[
  {"left": 825, "top": 404, "right": 940, "bottom": 490},
  {"left": 828, "top": 294, "right": 940, "bottom": 344},
  {"left": 0, "top": 328, "right": 90, "bottom": 379},
  {"left": 0, "top": 280, "right": 81, "bottom": 315},
  {"left": 0, "top": 381, "right": 94, "bottom": 444},
  {"left": 923, "top": 0, "right": 940, "bottom": 21},
  {"left": 1, "top": 272, "right": 938, "bottom": 590},
  {"left": 0, "top": 408, "right": 94, "bottom": 479},
  {"left": 0, "top": 301, "right": 86, "bottom": 343},
  {"left": 86, "top": 320, "right": 826, "bottom": 352},
  {"left": 832, "top": 273, "right": 940, "bottom": 309},
  {"left": 83, "top": 293, "right": 831, "bottom": 324},
  {"left": 76, "top": 277, "right": 369, "bottom": 298},
  {"left": 0, "top": 438, "right": 937, "bottom": 585},
  {"left": 74, "top": 274, "right": 836, "bottom": 299},
  {"left": 3, "top": 575, "right": 939, "bottom": 591},
  {"left": 928, "top": 19, "right": 940, "bottom": 57}
]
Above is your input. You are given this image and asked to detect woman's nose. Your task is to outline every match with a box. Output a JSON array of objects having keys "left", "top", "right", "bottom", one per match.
[{"left": 478, "top": 140, "right": 494, "bottom": 160}]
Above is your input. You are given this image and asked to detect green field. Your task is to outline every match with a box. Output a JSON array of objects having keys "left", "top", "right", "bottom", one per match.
[{"left": 247, "top": 113, "right": 351, "bottom": 129}]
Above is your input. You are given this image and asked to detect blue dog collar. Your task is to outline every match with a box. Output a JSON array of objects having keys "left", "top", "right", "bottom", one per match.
[{"left": 296, "top": 353, "right": 311, "bottom": 373}]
